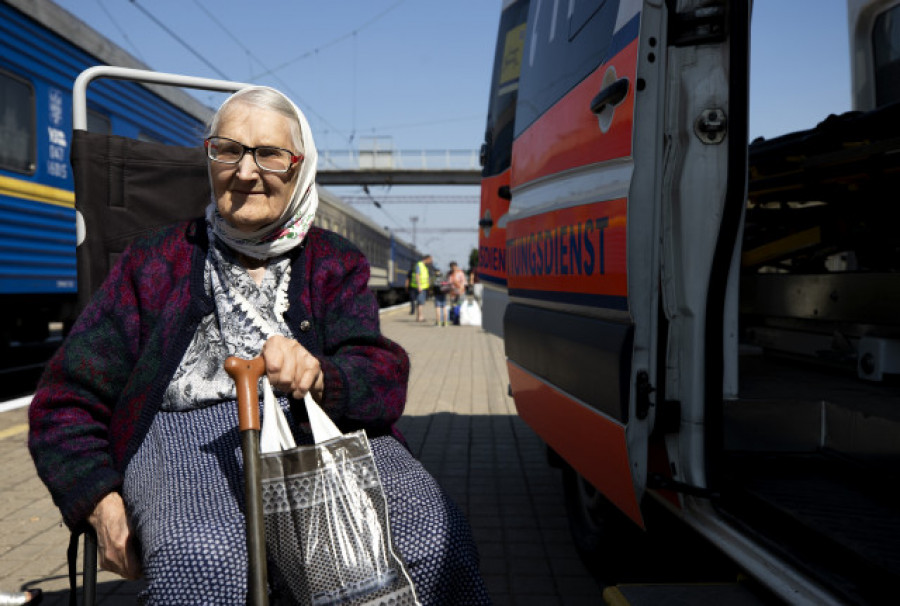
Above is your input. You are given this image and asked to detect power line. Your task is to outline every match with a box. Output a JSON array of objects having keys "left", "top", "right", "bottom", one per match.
[
  {"left": 361, "top": 115, "right": 484, "bottom": 133},
  {"left": 188, "top": 0, "right": 351, "bottom": 143},
  {"left": 125, "top": 0, "right": 352, "bottom": 145},
  {"left": 343, "top": 195, "right": 479, "bottom": 205},
  {"left": 248, "top": 0, "right": 408, "bottom": 81},
  {"left": 129, "top": 0, "right": 229, "bottom": 79},
  {"left": 358, "top": 186, "right": 405, "bottom": 230},
  {"left": 96, "top": 0, "right": 147, "bottom": 63}
]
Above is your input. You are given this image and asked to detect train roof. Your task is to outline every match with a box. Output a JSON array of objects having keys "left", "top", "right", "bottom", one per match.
[{"left": 3, "top": 0, "right": 214, "bottom": 124}]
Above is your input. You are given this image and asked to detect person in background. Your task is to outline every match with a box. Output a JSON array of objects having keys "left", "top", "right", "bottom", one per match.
[
  {"left": 29, "top": 86, "right": 489, "bottom": 604},
  {"left": 405, "top": 259, "right": 417, "bottom": 315},
  {"left": 412, "top": 254, "right": 432, "bottom": 323},
  {"left": 432, "top": 267, "right": 448, "bottom": 326},
  {"left": 447, "top": 261, "right": 468, "bottom": 304}
]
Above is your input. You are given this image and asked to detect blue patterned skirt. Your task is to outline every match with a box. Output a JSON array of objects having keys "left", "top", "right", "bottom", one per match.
[{"left": 123, "top": 401, "right": 490, "bottom": 605}]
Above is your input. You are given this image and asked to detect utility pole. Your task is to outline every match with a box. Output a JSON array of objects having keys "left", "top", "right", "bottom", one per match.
[{"left": 410, "top": 216, "right": 419, "bottom": 248}]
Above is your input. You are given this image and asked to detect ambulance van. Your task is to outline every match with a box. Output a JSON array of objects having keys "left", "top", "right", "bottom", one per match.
[{"left": 479, "top": 0, "right": 900, "bottom": 603}]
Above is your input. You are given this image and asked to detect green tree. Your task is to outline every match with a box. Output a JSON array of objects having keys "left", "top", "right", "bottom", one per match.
[{"left": 468, "top": 248, "right": 479, "bottom": 274}]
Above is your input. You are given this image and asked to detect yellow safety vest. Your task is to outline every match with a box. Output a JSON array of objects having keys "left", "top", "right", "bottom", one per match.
[{"left": 411, "top": 261, "right": 430, "bottom": 289}]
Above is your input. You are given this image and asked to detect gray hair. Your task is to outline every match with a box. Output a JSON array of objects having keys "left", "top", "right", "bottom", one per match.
[{"left": 207, "top": 87, "right": 303, "bottom": 153}]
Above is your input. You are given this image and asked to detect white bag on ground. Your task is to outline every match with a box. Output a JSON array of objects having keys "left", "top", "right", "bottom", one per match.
[{"left": 458, "top": 298, "right": 482, "bottom": 327}]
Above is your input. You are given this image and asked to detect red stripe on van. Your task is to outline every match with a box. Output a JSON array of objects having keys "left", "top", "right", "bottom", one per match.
[{"left": 512, "top": 41, "right": 638, "bottom": 188}]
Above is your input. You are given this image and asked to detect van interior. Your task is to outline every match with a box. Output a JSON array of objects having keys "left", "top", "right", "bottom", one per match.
[{"left": 721, "top": 43, "right": 900, "bottom": 604}]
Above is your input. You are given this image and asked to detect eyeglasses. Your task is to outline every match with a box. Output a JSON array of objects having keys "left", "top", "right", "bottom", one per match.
[{"left": 205, "top": 136, "right": 302, "bottom": 173}]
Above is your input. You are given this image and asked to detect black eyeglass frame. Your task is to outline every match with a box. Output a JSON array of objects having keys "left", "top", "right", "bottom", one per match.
[{"left": 204, "top": 136, "right": 302, "bottom": 174}]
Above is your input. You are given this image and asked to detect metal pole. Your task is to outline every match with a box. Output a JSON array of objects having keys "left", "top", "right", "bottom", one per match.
[
  {"left": 72, "top": 66, "right": 251, "bottom": 131},
  {"left": 224, "top": 356, "right": 269, "bottom": 606}
]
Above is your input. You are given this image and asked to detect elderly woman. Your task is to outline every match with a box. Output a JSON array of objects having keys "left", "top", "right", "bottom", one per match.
[{"left": 29, "top": 86, "right": 489, "bottom": 604}]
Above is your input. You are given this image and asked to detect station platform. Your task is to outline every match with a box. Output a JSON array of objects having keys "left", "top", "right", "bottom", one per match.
[{"left": 0, "top": 304, "right": 602, "bottom": 605}]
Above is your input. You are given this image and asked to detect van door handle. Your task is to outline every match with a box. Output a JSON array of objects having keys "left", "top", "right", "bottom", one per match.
[{"left": 590, "top": 78, "right": 629, "bottom": 114}]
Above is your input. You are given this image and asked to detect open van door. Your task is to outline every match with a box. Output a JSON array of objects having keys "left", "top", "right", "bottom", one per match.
[{"left": 500, "top": 0, "right": 748, "bottom": 536}]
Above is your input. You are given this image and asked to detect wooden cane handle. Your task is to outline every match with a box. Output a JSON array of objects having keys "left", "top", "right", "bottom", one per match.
[{"left": 225, "top": 356, "right": 266, "bottom": 431}]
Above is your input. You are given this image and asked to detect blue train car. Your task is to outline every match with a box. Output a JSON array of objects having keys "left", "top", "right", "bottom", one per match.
[
  {"left": 1, "top": 0, "right": 418, "bottom": 347},
  {"left": 0, "top": 0, "right": 211, "bottom": 345}
]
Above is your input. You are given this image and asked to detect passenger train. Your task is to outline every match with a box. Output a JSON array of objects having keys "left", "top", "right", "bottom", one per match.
[{"left": 0, "top": 0, "right": 415, "bottom": 348}]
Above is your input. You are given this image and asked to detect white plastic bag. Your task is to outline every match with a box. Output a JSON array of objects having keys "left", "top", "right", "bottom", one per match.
[
  {"left": 258, "top": 382, "right": 419, "bottom": 605},
  {"left": 458, "top": 299, "right": 482, "bottom": 327}
]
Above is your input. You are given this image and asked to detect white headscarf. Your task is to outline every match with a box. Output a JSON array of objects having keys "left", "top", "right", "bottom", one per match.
[{"left": 205, "top": 86, "right": 319, "bottom": 259}]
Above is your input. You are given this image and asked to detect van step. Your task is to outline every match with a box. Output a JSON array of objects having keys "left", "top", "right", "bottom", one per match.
[{"left": 603, "top": 581, "right": 771, "bottom": 605}]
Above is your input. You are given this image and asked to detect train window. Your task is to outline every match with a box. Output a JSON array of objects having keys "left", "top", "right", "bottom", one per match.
[
  {"left": 0, "top": 71, "right": 36, "bottom": 174},
  {"left": 515, "top": 0, "right": 618, "bottom": 137},
  {"left": 87, "top": 109, "right": 112, "bottom": 134},
  {"left": 873, "top": 4, "right": 900, "bottom": 107}
]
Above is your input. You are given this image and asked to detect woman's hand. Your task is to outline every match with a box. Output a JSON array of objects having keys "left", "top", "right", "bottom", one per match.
[
  {"left": 261, "top": 335, "right": 325, "bottom": 401},
  {"left": 88, "top": 492, "right": 142, "bottom": 580}
]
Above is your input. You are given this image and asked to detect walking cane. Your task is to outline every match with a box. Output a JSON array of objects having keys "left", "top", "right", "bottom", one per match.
[{"left": 224, "top": 356, "right": 269, "bottom": 606}]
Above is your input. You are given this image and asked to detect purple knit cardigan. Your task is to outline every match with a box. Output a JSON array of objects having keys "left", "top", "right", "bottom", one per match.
[{"left": 28, "top": 219, "right": 410, "bottom": 529}]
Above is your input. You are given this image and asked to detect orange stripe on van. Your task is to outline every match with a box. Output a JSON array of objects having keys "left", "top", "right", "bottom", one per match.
[
  {"left": 508, "top": 362, "right": 643, "bottom": 527},
  {"left": 478, "top": 170, "right": 512, "bottom": 284},
  {"left": 506, "top": 198, "right": 627, "bottom": 299}
]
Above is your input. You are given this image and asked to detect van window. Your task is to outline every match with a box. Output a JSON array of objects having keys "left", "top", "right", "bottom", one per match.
[
  {"left": 0, "top": 71, "right": 35, "bottom": 174},
  {"left": 873, "top": 5, "right": 900, "bottom": 107},
  {"left": 515, "top": 0, "right": 618, "bottom": 136},
  {"left": 482, "top": 0, "right": 529, "bottom": 178}
]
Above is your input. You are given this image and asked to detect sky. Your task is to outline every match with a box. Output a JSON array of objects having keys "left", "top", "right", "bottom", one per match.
[{"left": 49, "top": 0, "right": 854, "bottom": 270}]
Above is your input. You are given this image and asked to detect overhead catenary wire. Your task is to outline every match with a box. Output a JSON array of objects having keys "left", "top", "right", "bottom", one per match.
[
  {"left": 128, "top": 0, "right": 229, "bottom": 79},
  {"left": 343, "top": 195, "right": 479, "bottom": 205},
  {"left": 96, "top": 0, "right": 147, "bottom": 63},
  {"left": 248, "top": 0, "right": 408, "bottom": 81},
  {"left": 189, "top": 0, "right": 352, "bottom": 145},
  {"left": 360, "top": 185, "right": 404, "bottom": 229},
  {"left": 125, "top": 0, "right": 484, "bottom": 156}
]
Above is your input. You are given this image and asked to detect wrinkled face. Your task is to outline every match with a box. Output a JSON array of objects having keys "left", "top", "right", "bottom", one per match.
[{"left": 210, "top": 102, "right": 299, "bottom": 233}]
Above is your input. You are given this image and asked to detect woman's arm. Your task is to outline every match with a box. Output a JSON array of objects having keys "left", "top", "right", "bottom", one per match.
[
  {"left": 297, "top": 234, "right": 410, "bottom": 432},
  {"left": 28, "top": 240, "right": 149, "bottom": 529}
]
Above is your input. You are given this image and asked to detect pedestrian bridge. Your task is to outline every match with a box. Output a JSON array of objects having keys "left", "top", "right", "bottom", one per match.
[{"left": 318, "top": 148, "right": 482, "bottom": 186}]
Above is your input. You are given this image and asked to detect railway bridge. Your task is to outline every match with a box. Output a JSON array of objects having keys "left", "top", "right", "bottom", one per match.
[{"left": 318, "top": 147, "right": 482, "bottom": 186}]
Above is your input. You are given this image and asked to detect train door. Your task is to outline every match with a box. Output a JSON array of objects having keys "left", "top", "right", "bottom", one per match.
[{"left": 479, "top": 0, "right": 529, "bottom": 337}]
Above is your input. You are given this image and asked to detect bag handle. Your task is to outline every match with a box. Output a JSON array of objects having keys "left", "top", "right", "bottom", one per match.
[
  {"left": 228, "top": 355, "right": 342, "bottom": 447},
  {"left": 304, "top": 392, "right": 342, "bottom": 444}
]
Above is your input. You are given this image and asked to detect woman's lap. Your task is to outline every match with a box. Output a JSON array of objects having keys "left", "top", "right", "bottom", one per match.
[
  {"left": 124, "top": 404, "right": 489, "bottom": 604},
  {"left": 370, "top": 436, "right": 489, "bottom": 604}
]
